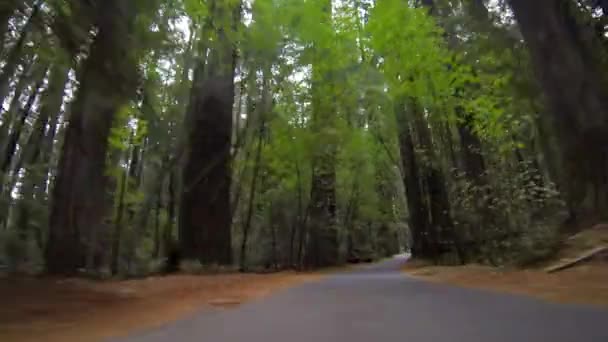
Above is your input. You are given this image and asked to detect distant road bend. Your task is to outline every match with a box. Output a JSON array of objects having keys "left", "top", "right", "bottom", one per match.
[{"left": 117, "top": 256, "right": 608, "bottom": 342}]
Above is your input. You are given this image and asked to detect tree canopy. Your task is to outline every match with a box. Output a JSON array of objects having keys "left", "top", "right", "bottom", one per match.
[{"left": 0, "top": 0, "right": 606, "bottom": 275}]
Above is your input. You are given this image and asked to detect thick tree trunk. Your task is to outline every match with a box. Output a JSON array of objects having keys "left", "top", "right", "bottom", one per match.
[
  {"left": 508, "top": 0, "right": 608, "bottom": 220},
  {"left": 305, "top": 0, "right": 340, "bottom": 268},
  {"left": 179, "top": 73, "right": 234, "bottom": 264},
  {"left": 110, "top": 151, "right": 129, "bottom": 275},
  {"left": 411, "top": 102, "right": 456, "bottom": 260},
  {"left": 127, "top": 156, "right": 168, "bottom": 270},
  {"left": 288, "top": 159, "right": 303, "bottom": 267},
  {"left": 394, "top": 99, "right": 432, "bottom": 259},
  {"left": 163, "top": 170, "right": 176, "bottom": 257},
  {"left": 45, "top": 0, "right": 137, "bottom": 275},
  {"left": 179, "top": 0, "right": 238, "bottom": 265},
  {"left": 50, "top": 0, "right": 95, "bottom": 58},
  {"left": 270, "top": 205, "right": 278, "bottom": 270},
  {"left": 306, "top": 150, "right": 339, "bottom": 267},
  {"left": 343, "top": 172, "right": 360, "bottom": 261},
  {"left": 457, "top": 110, "right": 486, "bottom": 184},
  {"left": 239, "top": 127, "right": 264, "bottom": 271},
  {"left": 238, "top": 68, "right": 270, "bottom": 271},
  {"left": 110, "top": 129, "right": 141, "bottom": 276},
  {"left": 153, "top": 186, "right": 162, "bottom": 259},
  {"left": 297, "top": 169, "right": 313, "bottom": 269}
]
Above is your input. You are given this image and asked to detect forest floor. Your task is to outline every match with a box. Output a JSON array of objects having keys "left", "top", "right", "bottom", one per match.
[
  {"left": 0, "top": 271, "right": 326, "bottom": 342},
  {"left": 403, "top": 226, "right": 608, "bottom": 307}
]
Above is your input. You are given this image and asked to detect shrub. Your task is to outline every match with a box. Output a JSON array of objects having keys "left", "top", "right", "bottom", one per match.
[{"left": 450, "top": 160, "right": 565, "bottom": 266}]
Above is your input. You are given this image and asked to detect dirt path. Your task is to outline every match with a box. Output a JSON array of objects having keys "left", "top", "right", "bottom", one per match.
[{"left": 0, "top": 272, "right": 321, "bottom": 342}]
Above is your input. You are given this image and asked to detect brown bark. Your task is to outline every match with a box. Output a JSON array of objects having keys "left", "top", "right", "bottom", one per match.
[
  {"left": 288, "top": 159, "right": 303, "bottom": 267},
  {"left": 163, "top": 170, "right": 176, "bottom": 257},
  {"left": 45, "top": 0, "right": 138, "bottom": 274},
  {"left": 50, "top": 0, "right": 96, "bottom": 57},
  {"left": 306, "top": 148, "right": 339, "bottom": 267},
  {"left": 239, "top": 121, "right": 264, "bottom": 271},
  {"left": 305, "top": 0, "right": 340, "bottom": 268},
  {"left": 508, "top": 0, "right": 608, "bottom": 219},
  {"left": 110, "top": 150, "right": 129, "bottom": 275},
  {"left": 457, "top": 110, "right": 486, "bottom": 184},
  {"left": 152, "top": 185, "right": 162, "bottom": 259},
  {"left": 416, "top": 115, "right": 458, "bottom": 260},
  {"left": 395, "top": 99, "right": 432, "bottom": 259},
  {"left": 178, "top": 0, "right": 239, "bottom": 265}
]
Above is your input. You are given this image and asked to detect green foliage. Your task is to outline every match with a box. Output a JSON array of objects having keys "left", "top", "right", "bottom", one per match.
[
  {"left": 367, "top": 1, "right": 451, "bottom": 104},
  {"left": 450, "top": 159, "right": 565, "bottom": 266},
  {"left": 0, "top": 0, "right": 582, "bottom": 274}
]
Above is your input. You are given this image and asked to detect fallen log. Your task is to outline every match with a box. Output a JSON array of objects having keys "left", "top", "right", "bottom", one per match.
[{"left": 544, "top": 246, "right": 608, "bottom": 273}]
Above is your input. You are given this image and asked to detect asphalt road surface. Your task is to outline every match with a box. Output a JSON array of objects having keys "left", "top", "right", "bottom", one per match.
[{"left": 116, "top": 256, "right": 608, "bottom": 342}]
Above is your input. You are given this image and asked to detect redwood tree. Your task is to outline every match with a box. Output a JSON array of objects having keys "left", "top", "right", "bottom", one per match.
[{"left": 46, "top": 0, "right": 139, "bottom": 274}]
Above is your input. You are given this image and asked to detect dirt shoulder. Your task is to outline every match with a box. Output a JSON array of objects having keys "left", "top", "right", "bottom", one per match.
[
  {"left": 404, "top": 260, "right": 608, "bottom": 307},
  {"left": 403, "top": 225, "right": 608, "bottom": 307},
  {"left": 0, "top": 272, "right": 323, "bottom": 342}
]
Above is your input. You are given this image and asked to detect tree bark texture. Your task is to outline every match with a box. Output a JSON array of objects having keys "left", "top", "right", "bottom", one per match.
[
  {"left": 395, "top": 99, "right": 432, "bottom": 259},
  {"left": 508, "top": 0, "right": 608, "bottom": 219},
  {"left": 178, "top": 0, "right": 238, "bottom": 265},
  {"left": 46, "top": 0, "right": 138, "bottom": 274}
]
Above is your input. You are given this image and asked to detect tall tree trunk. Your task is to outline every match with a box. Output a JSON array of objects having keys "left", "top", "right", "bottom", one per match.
[
  {"left": 457, "top": 110, "right": 486, "bottom": 184},
  {"left": 110, "top": 128, "right": 140, "bottom": 276},
  {"left": 0, "top": 57, "right": 35, "bottom": 149},
  {"left": 110, "top": 151, "right": 129, "bottom": 275},
  {"left": 239, "top": 106, "right": 266, "bottom": 271},
  {"left": 306, "top": 148, "right": 338, "bottom": 267},
  {"left": 163, "top": 169, "right": 176, "bottom": 257},
  {"left": 1, "top": 74, "right": 45, "bottom": 176},
  {"left": 0, "top": 78, "right": 43, "bottom": 231},
  {"left": 46, "top": 0, "right": 138, "bottom": 275},
  {"left": 305, "top": 0, "right": 339, "bottom": 268},
  {"left": 297, "top": 187, "right": 312, "bottom": 269},
  {"left": 127, "top": 155, "right": 168, "bottom": 271},
  {"left": 423, "top": 0, "right": 489, "bottom": 187},
  {"left": 49, "top": 0, "right": 95, "bottom": 58},
  {"left": 153, "top": 184, "right": 162, "bottom": 259},
  {"left": 0, "top": 1, "right": 40, "bottom": 107},
  {"left": 179, "top": 0, "right": 239, "bottom": 265},
  {"left": 14, "top": 60, "right": 69, "bottom": 243},
  {"left": 410, "top": 101, "right": 456, "bottom": 260},
  {"left": 0, "top": 72, "right": 45, "bottom": 229},
  {"left": 37, "top": 84, "right": 64, "bottom": 195},
  {"left": 394, "top": 99, "right": 432, "bottom": 259},
  {"left": 270, "top": 204, "right": 278, "bottom": 270},
  {"left": 288, "top": 159, "right": 303, "bottom": 267},
  {"left": 508, "top": 0, "right": 608, "bottom": 220}
]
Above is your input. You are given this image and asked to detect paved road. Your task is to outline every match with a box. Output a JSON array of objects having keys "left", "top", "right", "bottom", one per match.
[{"left": 117, "top": 256, "right": 608, "bottom": 342}]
